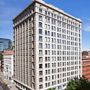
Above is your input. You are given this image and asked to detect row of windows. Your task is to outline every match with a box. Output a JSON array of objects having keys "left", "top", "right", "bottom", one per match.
[
  {"left": 44, "top": 23, "right": 80, "bottom": 33},
  {"left": 39, "top": 56, "right": 81, "bottom": 63},
  {"left": 39, "top": 69, "right": 80, "bottom": 77},
  {"left": 38, "top": 9, "right": 81, "bottom": 27},
  {"left": 41, "top": 37, "right": 80, "bottom": 44},
  {"left": 39, "top": 63, "right": 80, "bottom": 69},
  {"left": 39, "top": 74, "right": 79, "bottom": 83},
  {"left": 39, "top": 42, "right": 80, "bottom": 50},
  {"left": 39, "top": 74, "right": 79, "bottom": 89},
  {"left": 39, "top": 49, "right": 80, "bottom": 55},
  {"left": 39, "top": 43, "right": 80, "bottom": 50},
  {"left": 39, "top": 29, "right": 80, "bottom": 38},
  {"left": 39, "top": 21, "right": 80, "bottom": 32}
]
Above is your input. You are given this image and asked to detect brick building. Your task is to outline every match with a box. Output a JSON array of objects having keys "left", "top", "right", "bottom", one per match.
[
  {"left": 0, "top": 51, "right": 3, "bottom": 72},
  {"left": 82, "top": 51, "right": 90, "bottom": 80}
]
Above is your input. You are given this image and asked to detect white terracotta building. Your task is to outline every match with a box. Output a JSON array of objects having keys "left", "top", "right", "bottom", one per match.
[{"left": 13, "top": 0, "right": 82, "bottom": 90}]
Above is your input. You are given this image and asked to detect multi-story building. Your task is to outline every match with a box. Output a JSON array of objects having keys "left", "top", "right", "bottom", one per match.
[
  {"left": 3, "top": 50, "right": 14, "bottom": 82},
  {"left": 13, "top": 0, "right": 82, "bottom": 90},
  {"left": 0, "top": 38, "right": 11, "bottom": 51},
  {"left": 82, "top": 51, "right": 90, "bottom": 81}
]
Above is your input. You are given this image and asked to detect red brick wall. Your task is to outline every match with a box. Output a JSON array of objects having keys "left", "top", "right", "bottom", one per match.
[{"left": 82, "top": 51, "right": 90, "bottom": 81}]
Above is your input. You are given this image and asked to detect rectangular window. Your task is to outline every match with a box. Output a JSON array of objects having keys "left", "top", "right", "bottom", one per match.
[
  {"left": 39, "top": 71, "right": 43, "bottom": 75},
  {"left": 39, "top": 64, "right": 43, "bottom": 69},
  {"left": 39, "top": 29, "right": 42, "bottom": 34},
  {"left": 39, "top": 43, "right": 43, "bottom": 48},
  {"left": 39, "top": 36, "right": 42, "bottom": 42},
  {"left": 39, "top": 22, "right": 42, "bottom": 28},
  {"left": 39, "top": 78, "right": 43, "bottom": 82},
  {"left": 39, "top": 57, "right": 43, "bottom": 62},
  {"left": 39, "top": 84, "right": 43, "bottom": 89},
  {"left": 39, "top": 15, "right": 42, "bottom": 21},
  {"left": 39, "top": 8, "right": 42, "bottom": 13},
  {"left": 39, "top": 50, "right": 43, "bottom": 55}
]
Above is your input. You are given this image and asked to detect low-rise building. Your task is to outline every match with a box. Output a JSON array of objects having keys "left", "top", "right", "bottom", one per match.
[
  {"left": 82, "top": 51, "right": 90, "bottom": 81},
  {"left": 0, "top": 51, "right": 3, "bottom": 72},
  {"left": 3, "top": 50, "right": 14, "bottom": 82}
]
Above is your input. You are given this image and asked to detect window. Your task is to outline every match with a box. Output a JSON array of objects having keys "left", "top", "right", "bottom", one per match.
[
  {"left": 45, "top": 31, "right": 50, "bottom": 36},
  {"left": 39, "top": 78, "right": 43, "bottom": 82},
  {"left": 39, "top": 71, "right": 43, "bottom": 75},
  {"left": 39, "top": 43, "right": 43, "bottom": 48},
  {"left": 39, "top": 64, "right": 43, "bottom": 69},
  {"left": 45, "top": 44, "right": 50, "bottom": 49},
  {"left": 45, "top": 57, "right": 50, "bottom": 62},
  {"left": 39, "top": 36, "right": 42, "bottom": 42},
  {"left": 39, "top": 15, "right": 42, "bottom": 21},
  {"left": 39, "top": 57, "right": 43, "bottom": 62},
  {"left": 45, "top": 63, "right": 50, "bottom": 68},
  {"left": 52, "top": 69, "right": 56, "bottom": 73},
  {"left": 45, "top": 76, "right": 50, "bottom": 81},
  {"left": 45, "top": 50, "right": 50, "bottom": 55},
  {"left": 39, "top": 22, "right": 42, "bottom": 28},
  {"left": 39, "top": 29, "right": 42, "bottom": 34},
  {"left": 39, "top": 8, "right": 42, "bottom": 13},
  {"left": 39, "top": 84, "right": 43, "bottom": 89},
  {"left": 45, "top": 11, "right": 47, "bottom": 15},
  {"left": 52, "top": 81, "right": 56, "bottom": 85},
  {"left": 39, "top": 50, "right": 43, "bottom": 55},
  {"left": 45, "top": 30, "right": 47, "bottom": 35},
  {"left": 45, "top": 82, "right": 50, "bottom": 87},
  {"left": 45, "top": 70, "right": 50, "bottom": 75}
]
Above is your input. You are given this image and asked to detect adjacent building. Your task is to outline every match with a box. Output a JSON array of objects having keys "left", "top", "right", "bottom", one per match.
[
  {"left": 82, "top": 51, "right": 90, "bottom": 81},
  {"left": 0, "top": 38, "right": 11, "bottom": 51},
  {"left": 13, "top": 0, "right": 82, "bottom": 90},
  {"left": 0, "top": 51, "right": 3, "bottom": 72},
  {"left": 3, "top": 50, "right": 14, "bottom": 82}
]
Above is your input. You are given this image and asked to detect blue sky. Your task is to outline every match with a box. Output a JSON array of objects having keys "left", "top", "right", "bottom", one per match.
[{"left": 0, "top": 0, "right": 90, "bottom": 50}]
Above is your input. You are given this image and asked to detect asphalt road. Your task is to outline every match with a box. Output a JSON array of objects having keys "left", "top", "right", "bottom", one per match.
[
  {"left": 0, "top": 86, "right": 3, "bottom": 90},
  {"left": 0, "top": 82, "right": 10, "bottom": 90}
]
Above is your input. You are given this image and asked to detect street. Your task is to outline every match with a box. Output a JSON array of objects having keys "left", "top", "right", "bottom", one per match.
[{"left": 0, "top": 81, "right": 9, "bottom": 90}]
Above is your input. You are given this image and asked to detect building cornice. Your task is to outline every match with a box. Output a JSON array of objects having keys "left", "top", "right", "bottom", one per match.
[{"left": 13, "top": 0, "right": 82, "bottom": 23}]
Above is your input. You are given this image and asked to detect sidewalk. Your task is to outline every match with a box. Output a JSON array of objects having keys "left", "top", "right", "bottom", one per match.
[
  {"left": 0, "top": 71, "right": 18, "bottom": 90},
  {"left": 8, "top": 83, "right": 18, "bottom": 90}
]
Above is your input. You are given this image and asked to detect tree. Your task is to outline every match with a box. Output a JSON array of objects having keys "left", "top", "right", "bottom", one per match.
[
  {"left": 0, "top": 53, "right": 3, "bottom": 60},
  {"left": 65, "top": 77, "right": 90, "bottom": 90},
  {"left": 48, "top": 88, "right": 54, "bottom": 90}
]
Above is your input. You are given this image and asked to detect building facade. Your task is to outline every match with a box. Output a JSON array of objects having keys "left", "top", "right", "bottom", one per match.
[
  {"left": 0, "top": 38, "right": 11, "bottom": 51},
  {"left": 13, "top": 0, "right": 82, "bottom": 90},
  {"left": 3, "top": 50, "right": 14, "bottom": 82},
  {"left": 82, "top": 51, "right": 90, "bottom": 81}
]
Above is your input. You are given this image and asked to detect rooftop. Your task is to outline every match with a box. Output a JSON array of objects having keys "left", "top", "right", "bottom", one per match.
[
  {"left": 3, "top": 50, "right": 14, "bottom": 55},
  {"left": 0, "top": 38, "right": 11, "bottom": 41},
  {"left": 13, "top": 0, "right": 81, "bottom": 22}
]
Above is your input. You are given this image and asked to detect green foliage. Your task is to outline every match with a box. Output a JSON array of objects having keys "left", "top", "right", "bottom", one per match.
[
  {"left": 0, "top": 54, "right": 3, "bottom": 60},
  {"left": 48, "top": 88, "right": 54, "bottom": 90},
  {"left": 66, "top": 77, "right": 90, "bottom": 90}
]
